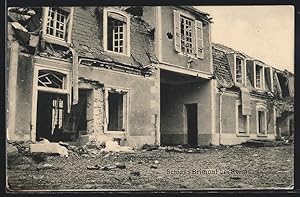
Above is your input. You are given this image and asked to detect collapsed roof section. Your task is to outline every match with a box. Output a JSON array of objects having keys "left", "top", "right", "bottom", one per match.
[
  {"left": 7, "top": 6, "right": 158, "bottom": 76},
  {"left": 71, "top": 6, "right": 158, "bottom": 75},
  {"left": 212, "top": 43, "right": 294, "bottom": 100}
]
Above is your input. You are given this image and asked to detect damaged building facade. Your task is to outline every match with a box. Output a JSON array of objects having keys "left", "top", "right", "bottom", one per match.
[
  {"left": 212, "top": 43, "right": 294, "bottom": 145},
  {"left": 7, "top": 6, "right": 160, "bottom": 148},
  {"left": 6, "top": 6, "right": 294, "bottom": 147}
]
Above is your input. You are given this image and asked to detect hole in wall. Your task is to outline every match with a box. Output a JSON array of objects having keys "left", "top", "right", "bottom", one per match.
[{"left": 167, "top": 32, "right": 173, "bottom": 39}]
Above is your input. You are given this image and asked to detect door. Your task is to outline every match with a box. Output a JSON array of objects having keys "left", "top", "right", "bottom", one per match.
[
  {"left": 36, "top": 91, "right": 67, "bottom": 141},
  {"left": 186, "top": 103, "right": 198, "bottom": 146}
]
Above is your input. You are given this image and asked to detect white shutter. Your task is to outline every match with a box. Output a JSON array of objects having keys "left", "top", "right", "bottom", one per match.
[
  {"left": 173, "top": 10, "right": 181, "bottom": 53},
  {"left": 195, "top": 20, "right": 204, "bottom": 59}
]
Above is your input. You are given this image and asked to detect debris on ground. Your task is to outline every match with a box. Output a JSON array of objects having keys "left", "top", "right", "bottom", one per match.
[
  {"left": 150, "top": 165, "right": 158, "bottom": 169},
  {"left": 7, "top": 142, "right": 294, "bottom": 190},
  {"left": 130, "top": 171, "right": 140, "bottom": 176},
  {"left": 115, "top": 162, "right": 126, "bottom": 169},
  {"left": 30, "top": 139, "right": 69, "bottom": 157},
  {"left": 7, "top": 143, "right": 18, "bottom": 157},
  {"left": 138, "top": 183, "right": 157, "bottom": 189},
  {"left": 141, "top": 144, "right": 159, "bottom": 151},
  {"left": 100, "top": 141, "right": 134, "bottom": 153},
  {"left": 241, "top": 139, "right": 290, "bottom": 147},
  {"left": 87, "top": 165, "right": 100, "bottom": 170},
  {"left": 31, "top": 153, "right": 48, "bottom": 163},
  {"left": 235, "top": 183, "right": 254, "bottom": 188}
]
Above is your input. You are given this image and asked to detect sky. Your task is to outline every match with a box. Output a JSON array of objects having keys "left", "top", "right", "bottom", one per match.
[{"left": 195, "top": 6, "right": 294, "bottom": 73}]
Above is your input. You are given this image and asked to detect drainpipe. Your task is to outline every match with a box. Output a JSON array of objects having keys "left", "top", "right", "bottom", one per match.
[
  {"left": 69, "top": 47, "right": 79, "bottom": 107},
  {"left": 219, "top": 88, "right": 226, "bottom": 145}
]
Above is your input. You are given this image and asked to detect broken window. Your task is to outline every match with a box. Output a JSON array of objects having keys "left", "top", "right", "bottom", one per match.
[
  {"left": 264, "top": 67, "right": 272, "bottom": 91},
  {"left": 51, "top": 97, "right": 65, "bottom": 132},
  {"left": 277, "top": 72, "right": 290, "bottom": 98},
  {"left": 42, "top": 7, "right": 73, "bottom": 44},
  {"left": 46, "top": 7, "right": 68, "bottom": 40},
  {"left": 174, "top": 10, "right": 204, "bottom": 58},
  {"left": 237, "top": 105, "right": 248, "bottom": 134},
  {"left": 258, "top": 110, "right": 267, "bottom": 135},
  {"left": 107, "top": 90, "right": 127, "bottom": 131},
  {"left": 236, "top": 57, "right": 243, "bottom": 84},
  {"left": 104, "top": 9, "right": 130, "bottom": 55},
  {"left": 38, "top": 70, "right": 66, "bottom": 89},
  {"left": 255, "top": 64, "right": 263, "bottom": 89},
  {"left": 180, "top": 16, "right": 194, "bottom": 55}
]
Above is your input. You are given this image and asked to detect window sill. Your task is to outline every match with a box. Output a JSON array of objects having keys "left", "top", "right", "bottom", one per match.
[
  {"left": 177, "top": 52, "right": 204, "bottom": 60},
  {"left": 104, "top": 49, "right": 130, "bottom": 57},
  {"left": 43, "top": 35, "right": 70, "bottom": 48},
  {"left": 257, "top": 134, "right": 267, "bottom": 137},
  {"left": 235, "top": 83, "right": 247, "bottom": 88},
  {"left": 254, "top": 87, "right": 266, "bottom": 92},
  {"left": 236, "top": 133, "right": 250, "bottom": 137},
  {"left": 104, "top": 131, "right": 126, "bottom": 135}
]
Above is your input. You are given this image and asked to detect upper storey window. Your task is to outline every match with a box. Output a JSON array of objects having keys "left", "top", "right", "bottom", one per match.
[
  {"left": 180, "top": 16, "right": 194, "bottom": 55},
  {"left": 174, "top": 10, "right": 204, "bottom": 59},
  {"left": 103, "top": 9, "right": 130, "bottom": 56},
  {"left": 255, "top": 63, "right": 264, "bottom": 89},
  {"left": 42, "top": 7, "right": 74, "bottom": 46},
  {"left": 47, "top": 8, "right": 68, "bottom": 40},
  {"left": 235, "top": 57, "right": 243, "bottom": 84}
]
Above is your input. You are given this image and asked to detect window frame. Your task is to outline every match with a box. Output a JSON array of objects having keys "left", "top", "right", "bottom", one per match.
[
  {"left": 235, "top": 100, "right": 250, "bottom": 136},
  {"left": 104, "top": 87, "right": 129, "bottom": 134},
  {"left": 254, "top": 61, "right": 265, "bottom": 90},
  {"left": 103, "top": 8, "right": 131, "bottom": 57},
  {"left": 42, "top": 7, "right": 74, "bottom": 47},
  {"left": 256, "top": 103, "right": 268, "bottom": 136},
  {"left": 179, "top": 14, "right": 195, "bottom": 55},
  {"left": 174, "top": 9, "right": 204, "bottom": 59},
  {"left": 234, "top": 54, "right": 247, "bottom": 85}
]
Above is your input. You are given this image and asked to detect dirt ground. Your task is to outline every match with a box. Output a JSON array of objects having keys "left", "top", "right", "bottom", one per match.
[{"left": 7, "top": 144, "right": 294, "bottom": 191}]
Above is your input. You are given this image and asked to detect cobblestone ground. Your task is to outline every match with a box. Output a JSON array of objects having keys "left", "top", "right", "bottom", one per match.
[{"left": 7, "top": 144, "right": 294, "bottom": 191}]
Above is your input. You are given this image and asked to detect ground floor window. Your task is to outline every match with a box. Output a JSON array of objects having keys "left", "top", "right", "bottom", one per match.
[
  {"left": 257, "top": 110, "right": 267, "bottom": 135},
  {"left": 236, "top": 102, "right": 249, "bottom": 134},
  {"left": 238, "top": 105, "right": 248, "bottom": 133},
  {"left": 106, "top": 88, "right": 128, "bottom": 132}
]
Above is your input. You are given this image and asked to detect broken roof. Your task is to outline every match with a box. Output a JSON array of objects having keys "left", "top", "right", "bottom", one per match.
[
  {"left": 212, "top": 46, "right": 234, "bottom": 88},
  {"left": 72, "top": 7, "right": 158, "bottom": 70},
  {"left": 178, "top": 6, "right": 212, "bottom": 23}
]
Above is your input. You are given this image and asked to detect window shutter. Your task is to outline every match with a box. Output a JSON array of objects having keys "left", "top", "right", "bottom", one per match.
[
  {"left": 173, "top": 10, "right": 181, "bottom": 53},
  {"left": 195, "top": 20, "right": 204, "bottom": 59}
]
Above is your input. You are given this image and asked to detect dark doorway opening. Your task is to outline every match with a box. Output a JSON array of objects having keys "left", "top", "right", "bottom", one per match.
[
  {"left": 108, "top": 92, "right": 124, "bottom": 131},
  {"left": 186, "top": 103, "right": 198, "bottom": 146},
  {"left": 36, "top": 91, "right": 67, "bottom": 141}
]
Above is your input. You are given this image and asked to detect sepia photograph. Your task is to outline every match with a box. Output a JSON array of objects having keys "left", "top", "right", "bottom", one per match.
[{"left": 6, "top": 4, "right": 294, "bottom": 191}]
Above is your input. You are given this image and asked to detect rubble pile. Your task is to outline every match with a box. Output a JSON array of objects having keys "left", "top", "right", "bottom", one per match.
[{"left": 241, "top": 139, "right": 291, "bottom": 147}]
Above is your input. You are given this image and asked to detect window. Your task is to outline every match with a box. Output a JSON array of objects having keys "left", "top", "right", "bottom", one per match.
[
  {"left": 38, "top": 70, "right": 66, "bottom": 89},
  {"left": 235, "top": 57, "right": 244, "bottom": 84},
  {"left": 258, "top": 111, "right": 266, "bottom": 134},
  {"left": 42, "top": 7, "right": 73, "bottom": 45},
  {"left": 236, "top": 101, "right": 249, "bottom": 135},
  {"left": 256, "top": 103, "right": 267, "bottom": 135},
  {"left": 180, "top": 16, "right": 194, "bottom": 54},
  {"left": 103, "top": 9, "right": 130, "bottom": 56},
  {"left": 105, "top": 88, "right": 128, "bottom": 132},
  {"left": 255, "top": 64, "right": 264, "bottom": 89},
  {"left": 47, "top": 8, "right": 68, "bottom": 40},
  {"left": 174, "top": 10, "right": 204, "bottom": 59}
]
